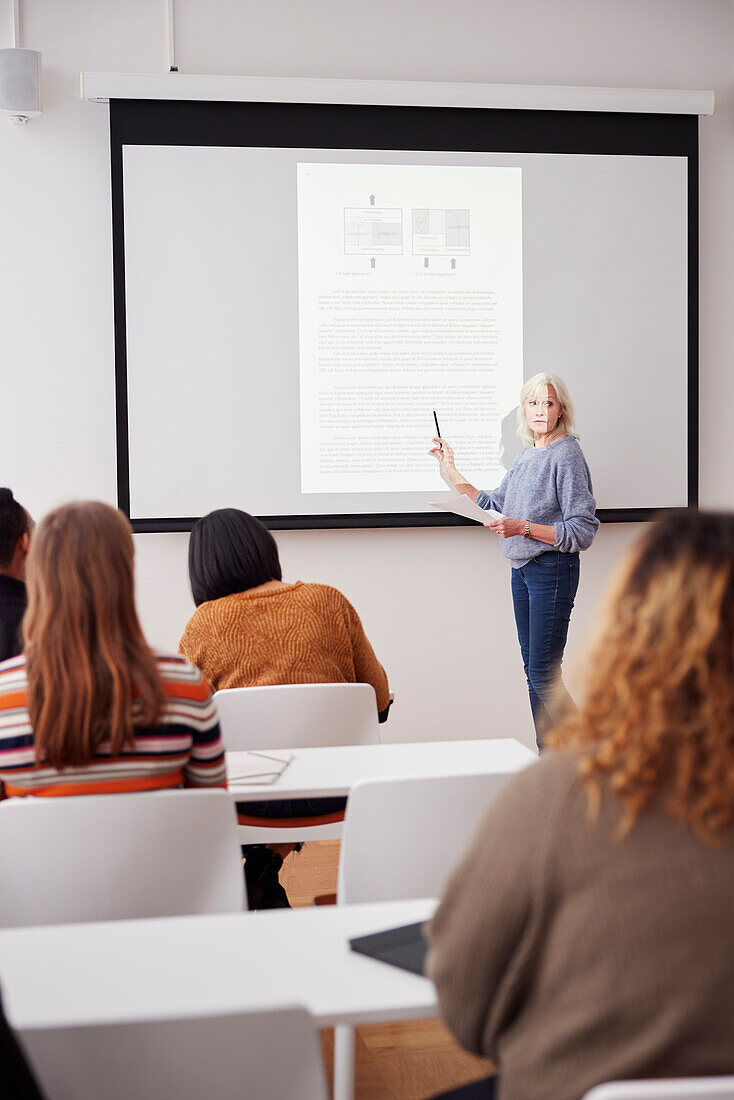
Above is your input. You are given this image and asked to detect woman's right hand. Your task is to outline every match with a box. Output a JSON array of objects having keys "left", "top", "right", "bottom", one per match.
[
  {"left": 429, "top": 437, "right": 480, "bottom": 501},
  {"left": 429, "top": 437, "right": 459, "bottom": 482}
]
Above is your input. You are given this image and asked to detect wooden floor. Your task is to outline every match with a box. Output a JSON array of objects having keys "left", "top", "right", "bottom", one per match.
[{"left": 280, "top": 840, "right": 493, "bottom": 1100}]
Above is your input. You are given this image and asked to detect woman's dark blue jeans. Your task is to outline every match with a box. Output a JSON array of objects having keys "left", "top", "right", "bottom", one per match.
[{"left": 510, "top": 550, "right": 579, "bottom": 748}]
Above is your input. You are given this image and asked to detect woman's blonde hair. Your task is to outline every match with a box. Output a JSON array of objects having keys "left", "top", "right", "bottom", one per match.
[
  {"left": 24, "top": 501, "right": 165, "bottom": 768},
  {"left": 516, "top": 372, "right": 578, "bottom": 446},
  {"left": 548, "top": 511, "right": 734, "bottom": 843}
]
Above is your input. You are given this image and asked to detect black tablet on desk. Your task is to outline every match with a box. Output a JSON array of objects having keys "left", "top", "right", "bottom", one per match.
[{"left": 349, "top": 921, "right": 428, "bottom": 976}]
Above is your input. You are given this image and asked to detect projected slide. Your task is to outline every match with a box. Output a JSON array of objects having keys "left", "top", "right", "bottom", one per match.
[{"left": 297, "top": 163, "right": 523, "bottom": 494}]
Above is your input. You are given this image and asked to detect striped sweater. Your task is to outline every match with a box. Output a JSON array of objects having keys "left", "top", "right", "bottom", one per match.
[{"left": 0, "top": 653, "right": 226, "bottom": 798}]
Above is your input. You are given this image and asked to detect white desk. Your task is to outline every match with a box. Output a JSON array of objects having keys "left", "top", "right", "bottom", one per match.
[
  {"left": 227, "top": 737, "right": 535, "bottom": 801},
  {"left": 0, "top": 899, "right": 438, "bottom": 1034}
]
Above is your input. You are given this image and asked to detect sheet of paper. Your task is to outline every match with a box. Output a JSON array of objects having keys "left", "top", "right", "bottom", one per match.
[
  {"left": 227, "top": 751, "right": 293, "bottom": 786},
  {"left": 430, "top": 494, "right": 503, "bottom": 525},
  {"left": 297, "top": 162, "right": 523, "bottom": 494}
]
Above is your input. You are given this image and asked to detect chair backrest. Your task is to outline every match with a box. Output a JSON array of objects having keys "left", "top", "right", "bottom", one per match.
[
  {"left": 337, "top": 771, "right": 513, "bottom": 904},
  {"left": 214, "top": 682, "right": 380, "bottom": 751},
  {"left": 583, "top": 1081, "right": 734, "bottom": 1100},
  {"left": 0, "top": 789, "right": 245, "bottom": 928},
  {"left": 19, "top": 1005, "right": 327, "bottom": 1100}
]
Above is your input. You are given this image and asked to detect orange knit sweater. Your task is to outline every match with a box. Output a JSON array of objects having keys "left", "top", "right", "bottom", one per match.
[{"left": 178, "top": 582, "right": 390, "bottom": 712}]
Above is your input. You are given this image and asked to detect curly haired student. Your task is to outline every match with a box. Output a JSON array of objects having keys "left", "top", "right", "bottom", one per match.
[{"left": 427, "top": 511, "right": 734, "bottom": 1100}]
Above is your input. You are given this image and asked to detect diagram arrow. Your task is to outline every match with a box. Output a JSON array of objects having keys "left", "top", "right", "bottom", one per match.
[{"left": 369, "top": 194, "right": 375, "bottom": 205}]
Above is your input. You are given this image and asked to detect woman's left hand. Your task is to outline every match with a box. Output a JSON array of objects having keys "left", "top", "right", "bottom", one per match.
[{"left": 488, "top": 517, "right": 524, "bottom": 539}]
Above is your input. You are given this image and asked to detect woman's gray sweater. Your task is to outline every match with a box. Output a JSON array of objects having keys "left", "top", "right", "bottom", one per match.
[{"left": 476, "top": 435, "right": 599, "bottom": 567}]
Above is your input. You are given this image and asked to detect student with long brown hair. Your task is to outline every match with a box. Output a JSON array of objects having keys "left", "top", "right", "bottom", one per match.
[
  {"left": 0, "top": 501, "right": 225, "bottom": 797},
  {"left": 428, "top": 511, "right": 734, "bottom": 1100}
]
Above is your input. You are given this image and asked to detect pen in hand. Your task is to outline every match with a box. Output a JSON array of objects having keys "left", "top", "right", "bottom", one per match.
[{"left": 433, "top": 410, "right": 442, "bottom": 450}]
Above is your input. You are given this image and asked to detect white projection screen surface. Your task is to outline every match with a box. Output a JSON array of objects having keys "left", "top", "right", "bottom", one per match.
[{"left": 111, "top": 100, "right": 697, "bottom": 530}]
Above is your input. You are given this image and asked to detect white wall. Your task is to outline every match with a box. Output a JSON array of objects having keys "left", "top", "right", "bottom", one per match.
[{"left": 2, "top": 0, "right": 733, "bottom": 750}]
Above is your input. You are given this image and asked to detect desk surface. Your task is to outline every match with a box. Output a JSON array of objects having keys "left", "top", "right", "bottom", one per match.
[
  {"left": 227, "top": 737, "right": 535, "bottom": 800},
  {"left": 0, "top": 899, "right": 438, "bottom": 1034}
]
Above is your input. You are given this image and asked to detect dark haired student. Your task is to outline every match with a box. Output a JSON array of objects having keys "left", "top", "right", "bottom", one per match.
[
  {"left": 0, "top": 489, "right": 32, "bottom": 663},
  {"left": 179, "top": 508, "right": 390, "bottom": 711},
  {"left": 179, "top": 508, "right": 391, "bottom": 906}
]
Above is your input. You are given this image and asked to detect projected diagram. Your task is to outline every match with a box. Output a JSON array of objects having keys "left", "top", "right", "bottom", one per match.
[
  {"left": 412, "top": 208, "right": 470, "bottom": 256},
  {"left": 344, "top": 208, "right": 403, "bottom": 255}
]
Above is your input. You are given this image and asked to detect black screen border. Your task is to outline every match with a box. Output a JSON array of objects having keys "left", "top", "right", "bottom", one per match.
[{"left": 110, "top": 99, "right": 698, "bottom": 532}]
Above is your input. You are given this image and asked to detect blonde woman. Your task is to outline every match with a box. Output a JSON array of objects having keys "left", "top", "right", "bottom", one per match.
[
  {"left": 430, "top": 373, "right": 598, "bottom": 746},
  {"left": 428, "top": 510, "right": 734, "bottom": 1099}
]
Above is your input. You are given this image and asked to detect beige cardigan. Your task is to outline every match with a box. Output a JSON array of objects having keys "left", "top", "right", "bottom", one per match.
[{"left": 427, "top": 750, "right": 734, "bottom": 1100}]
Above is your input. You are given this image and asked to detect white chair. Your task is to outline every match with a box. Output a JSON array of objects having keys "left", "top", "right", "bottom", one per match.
[
  {"left": 337, "top": 771, "right": 515, "bottom": 903},
  {"left": 583, "top": 1080, "right": 734, "bottom": 1099},
  {"left": 0, "top": 789, "right": 245, "bottom": 927},
  {"left": 18, "top": 1005, "right": 328, "bottom": 1100},
  {"left": 214, "top": 682, "right": 380, "bottom": 750},
  {"left": 215, "top": 682, "right": 380, "bottom": 844},
  {"left": 334, "top": 770, "right": 517, "bottom": 1100}
]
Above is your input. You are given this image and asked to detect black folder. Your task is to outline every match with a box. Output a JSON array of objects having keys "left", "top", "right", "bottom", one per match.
[{"left": 349, "top": 920, "right": 428, "bottom": 976}]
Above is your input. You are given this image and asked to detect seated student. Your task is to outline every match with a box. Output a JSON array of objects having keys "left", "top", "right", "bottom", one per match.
[
  {"left": 427, "top": 511, "right": 734, "bottom": 1100},
  {"left": 0, "top": 489, "right": 31, "bottom": 664},
  {"left": 178, "top": 507, "right": 391, "bottom": 906},
  {"left": 179, "top": 507, "right": 390, "bottom": 714},
  {"left": 0, "top": 501, "right": 226, "bottom": 800}
]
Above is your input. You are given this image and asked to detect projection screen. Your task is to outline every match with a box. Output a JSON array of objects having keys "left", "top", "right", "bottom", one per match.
[{"left": 110, "top": 98, "right": 698, "bottom": 530}]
